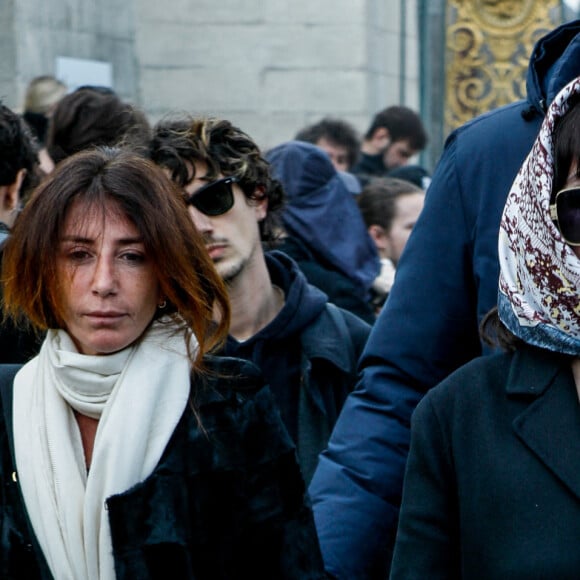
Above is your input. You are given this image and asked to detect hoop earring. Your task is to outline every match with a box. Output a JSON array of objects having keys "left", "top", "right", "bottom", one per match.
[{"left": 158, "top": 300, "right": 167, "bottom": 309}]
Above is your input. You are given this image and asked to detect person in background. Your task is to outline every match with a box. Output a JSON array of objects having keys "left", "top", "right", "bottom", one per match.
[
  {"left": 150, "top": 117, "right": 371, "bottom": 484},
  {"left": 0, "top": 146, "right": 325, "bottom": 579},
  {"left": 266, "top": 140, "right": 380, "bottom": 325},
  {"left": 0, "top": 102, "right": 38, "bottom": 242},
  {"left": 0, "top": 101, "right": 43, "bottom": 363},
  {"left": 357, "top": 177, "right": 425, "bottom": 314},
  {"left": 22, "top": 75, "right": 67, "bottom": 146},
  {"left": 295, "top": 117, "right": 361, "bottom": 173},
  {"left": 46, "top": 86, "right": 151, "bottom": 165},
  {"left": 391, "top": 76, "right": 580, "bottom": 580},
  {"left": 351, "top": 106, "right": 428, "bottom": 187},
  {"left": 308, "top": 19, "right": 580, "bottom": 579},
  {"left": 21, "top": 75, "right": 67, "bottom": 174}
]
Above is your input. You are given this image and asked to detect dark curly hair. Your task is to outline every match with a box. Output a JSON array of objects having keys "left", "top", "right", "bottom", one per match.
[
  {"left": 0, "top": 101, "right": 39, "bottom": 200},
  {"left": 149, "top": 117, "right": 285, "bottom": 242}
]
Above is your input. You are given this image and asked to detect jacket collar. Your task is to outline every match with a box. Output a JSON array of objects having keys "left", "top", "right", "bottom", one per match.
[
  {"left": 505, "top": 345, "right": 567, "bottom": 396},
  {"left": 265, "top": 251, "right": 358, "bottom": 373},
  {"left": 508, "top": 346, "right": 580, "bottom": 500}
]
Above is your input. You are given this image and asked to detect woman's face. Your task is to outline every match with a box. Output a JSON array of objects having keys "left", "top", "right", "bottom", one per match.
[
  {"left": 56, "top": 199, "right": 161, "bottom": 355},
  {"left": 564, "top": 166, "right": 580, "bottom": 259}
]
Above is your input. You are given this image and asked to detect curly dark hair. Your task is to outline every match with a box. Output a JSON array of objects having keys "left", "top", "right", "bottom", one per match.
[
  {"left": 0, "top": 101, "right": 39, "bottom": 199},
  {"left": 149, "top": 117, "right": 285, "bottom": 242}
]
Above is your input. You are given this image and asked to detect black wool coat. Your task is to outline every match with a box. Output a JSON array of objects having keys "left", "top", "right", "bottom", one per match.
[
  {"left": 0, "top": 356, "right": 326, "bottom": 579},
  {"left": 390, "top": 345, "right": 580, "bottom": 580}
]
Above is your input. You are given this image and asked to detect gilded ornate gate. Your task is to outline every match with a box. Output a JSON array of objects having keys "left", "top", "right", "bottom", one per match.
[
  {"left": 419, "top": 0, "right": 566, "bottom": 168},
  {"left": 444, "top": 0, "right": 563, "bottom": 134}
]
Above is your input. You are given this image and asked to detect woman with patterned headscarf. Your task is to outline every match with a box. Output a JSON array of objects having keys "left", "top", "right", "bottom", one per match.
[{"left": 389, "top": 76, "right": 580, "bottom": 579}]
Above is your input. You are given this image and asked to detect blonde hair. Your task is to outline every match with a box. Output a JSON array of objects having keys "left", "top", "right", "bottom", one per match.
[{"left": 23, "top": 76, "right": 67, "bottom": 114}]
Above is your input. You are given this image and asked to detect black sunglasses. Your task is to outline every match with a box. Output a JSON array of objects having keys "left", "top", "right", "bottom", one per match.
[
  {"left": 550, "top": 186, "right": 580, "bottom": 246},
  {"left": 186, "top": 176, "right": 238, "bottom": 216}
]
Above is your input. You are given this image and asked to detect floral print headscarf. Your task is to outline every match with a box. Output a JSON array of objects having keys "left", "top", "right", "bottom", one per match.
[{"left": 498, "top": 76, "right": 580, "bottom": 355}]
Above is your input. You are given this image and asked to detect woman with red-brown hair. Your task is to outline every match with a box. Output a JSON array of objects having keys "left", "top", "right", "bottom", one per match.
[{"left": 0, "top": 147, "right": 324, "bottom": 579}]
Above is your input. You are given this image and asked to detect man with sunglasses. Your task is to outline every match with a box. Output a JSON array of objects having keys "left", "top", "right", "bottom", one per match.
[{"left": 149, "top": 117, "right": 371, "bottom": 485}]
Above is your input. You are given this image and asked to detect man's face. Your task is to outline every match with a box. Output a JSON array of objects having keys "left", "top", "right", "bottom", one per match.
[
  {"left": 383, "top": 139, "right": 417, "bottom": 171},
  {"left": 184, "top": 162, "right": 266, "bottom": 284},
  {"left": 315, "top": 137, "right": 350, "bottom": 172}
]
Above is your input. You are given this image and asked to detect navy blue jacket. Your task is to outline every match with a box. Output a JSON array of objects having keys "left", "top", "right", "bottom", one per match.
[
  {"left": 309, "top": 20, "right": 580, "bottom": 579},
  {"left": 224, "top": 251, "right": 371, "bottom": 483},
  {"left": 266, "top": 140, "right": 380, "bottom": 324},
  {"left": 277, "top": 236, "right": 377, "bottom": 324}
]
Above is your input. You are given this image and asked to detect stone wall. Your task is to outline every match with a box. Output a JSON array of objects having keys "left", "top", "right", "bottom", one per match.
[
  {"left": 1, "top": 0, "right": 420, "bottom": 152},
  {"left": 0, "top": 1, "right": 18, "bottom": 108},
  {"left": 2, "top": 0, "right": 138, "bottom": 110},
  {"left": 136, "top": 0, "right": 420, "bottom": 149}
]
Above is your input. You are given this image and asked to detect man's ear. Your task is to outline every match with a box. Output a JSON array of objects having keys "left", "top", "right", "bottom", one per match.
[
  {"left": 253, "top": 185, "right": 268, "bottom": 221},
  {"left": 368, "top": 224, "right": 391, "bottom": 255},
  {"left": 371, "top": 127, "right": 391, "bottom": 152}
]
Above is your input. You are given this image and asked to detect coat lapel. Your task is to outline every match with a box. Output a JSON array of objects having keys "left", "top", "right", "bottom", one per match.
[{"left": 510, "top": 348, "right": 580, "bottom": 501}]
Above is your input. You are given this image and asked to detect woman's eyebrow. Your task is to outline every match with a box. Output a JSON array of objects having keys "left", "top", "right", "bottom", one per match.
[
  {"left": 58, "top": 235, "right": 145, "bottom": 247},
  {"left": 59, "top": 235, "right": 94, "bottom": 243},
  {"left": 114, "top": 236, "right": 145, "bottom": 245}
]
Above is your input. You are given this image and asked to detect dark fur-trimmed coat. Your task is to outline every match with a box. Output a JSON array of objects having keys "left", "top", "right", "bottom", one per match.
[{"left": 0, "top": 356, "right": 325, "bottom": 579}]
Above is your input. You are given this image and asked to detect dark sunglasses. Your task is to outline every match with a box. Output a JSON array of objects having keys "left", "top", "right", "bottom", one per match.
[
  {"left": 550, "top": 186, "right": 580, "bottom": 246},
  {"left": 186, "top": 176, "right": 238, "bottom": 216}
]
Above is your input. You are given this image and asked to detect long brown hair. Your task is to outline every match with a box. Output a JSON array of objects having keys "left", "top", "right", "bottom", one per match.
[{"left": 2, "top": 147, "right": 230, "bottom": 367}]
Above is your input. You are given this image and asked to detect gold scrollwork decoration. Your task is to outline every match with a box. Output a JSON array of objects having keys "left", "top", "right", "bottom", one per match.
[{"left": 445, "top": 0, "right": 562, "bottom": 135}]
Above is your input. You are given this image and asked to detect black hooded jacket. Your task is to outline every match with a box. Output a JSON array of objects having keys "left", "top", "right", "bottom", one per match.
[{"left": 223, "top": 251, "right": 371, "bottom": 483}]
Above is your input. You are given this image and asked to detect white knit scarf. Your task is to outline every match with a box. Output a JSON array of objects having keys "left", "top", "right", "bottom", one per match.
[
  {"left": 13, "top": 317, "right": 195, "bottom": 579},
  {"left": 498, "top": 76, "right": 580, "bottom": 355}
]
